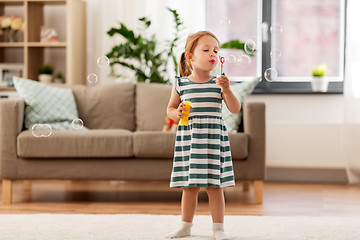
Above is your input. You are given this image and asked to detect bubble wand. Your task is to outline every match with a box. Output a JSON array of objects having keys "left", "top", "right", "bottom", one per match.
[{"left": 220, "top": 57, "right": 225, "bottom": 75}]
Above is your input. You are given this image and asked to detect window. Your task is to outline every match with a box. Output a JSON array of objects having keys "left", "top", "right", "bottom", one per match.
[
  {"left": 207, "top": 0, "right": 261, "bottom": 81},
  {"left": 206, "top": 0, "right": 345, "bottom": 93}
]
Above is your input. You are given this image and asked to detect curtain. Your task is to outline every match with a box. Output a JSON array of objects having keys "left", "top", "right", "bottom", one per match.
[
  {"left": 85, "top": 0, "right": 148, "bottom": 84},
  {"left": 344, "top": 0, "right": 360, "bottom": 183}
]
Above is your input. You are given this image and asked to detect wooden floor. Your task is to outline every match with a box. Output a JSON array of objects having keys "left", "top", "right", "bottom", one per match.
[{"left": 1, "top": 180, "right": 360, "bottom": 216}]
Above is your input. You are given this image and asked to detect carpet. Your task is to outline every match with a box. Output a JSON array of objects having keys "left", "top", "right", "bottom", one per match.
[{"left": 0, "top": 214, "right": 359, "bottom": 240}]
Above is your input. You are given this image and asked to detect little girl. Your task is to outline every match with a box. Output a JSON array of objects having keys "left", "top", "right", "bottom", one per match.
[{"left": 167, "top": 31, "right": 240, "bottom": 240}]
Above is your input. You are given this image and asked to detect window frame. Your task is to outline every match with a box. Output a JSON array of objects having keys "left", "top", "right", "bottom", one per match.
[
  {"left": 254, "top": 0, "right": 346, "bottom": 94},
  {"left": 206, "top": 0, "right": 346, "bottom": 94}
]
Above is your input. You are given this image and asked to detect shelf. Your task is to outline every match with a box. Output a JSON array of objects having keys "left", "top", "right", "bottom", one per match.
[
  {"left": 0, "top": 62, "right": 24, "bottom": 66},
  {"left": 27, "top": 0, "right": 66, "bottom": 4},
  {"left": 0, "top": 0, "right": 86, "bottom": 85},
  {"left": 0, "top": 43, "right": 25, "bottom": 47},
  {"left": 0, "top": 87, "right": 15, "bottom": 91},
  {"left": 27, "top": 42, "right": 66, "bottom": 47},
  {"left": 0, "top": 1, "right": 23, "bottom": 6}
]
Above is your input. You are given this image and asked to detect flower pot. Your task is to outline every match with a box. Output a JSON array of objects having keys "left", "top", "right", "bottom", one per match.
[
  {"left": 54, "top": 77, "right": 65, "bottom": 84},
  {"left": 38, "top": 74, "right": 53, "bottom": 83},
  {"left": 311, "top": 77, "right": 328, "bottom": 92}
]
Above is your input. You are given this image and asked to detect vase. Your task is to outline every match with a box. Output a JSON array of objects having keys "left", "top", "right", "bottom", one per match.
[
  {"left": 311, "top": 77, "right": 328, "bottom": 92},
  {"left": 54, "top": 77, "right": 65, "bottom": 84},
  {"left": 6, "top": 30, "right": 18, "bottom": 42}
]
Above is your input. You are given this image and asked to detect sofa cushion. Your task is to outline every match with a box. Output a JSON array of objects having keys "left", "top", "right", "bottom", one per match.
[
  {"left": 133, "top": 131, "right": 176, "bottom": 158},
  {"left": 228, "top": 133, "right": 248, "bottom": 160},
  {"left": 136, "top": 83, "right": 172, "bottom": 131},
  {"left": 133, "top": 131, "right": 248, "bottom": 160},
  {"left": 13, "top": 77, "right": 81, "bottom": 130},
  {"left": 17, "top": 129, "right": 133, "bottom": 158},
  {"left": 72, "top": 83, "right": 135, "bottom": 130}
]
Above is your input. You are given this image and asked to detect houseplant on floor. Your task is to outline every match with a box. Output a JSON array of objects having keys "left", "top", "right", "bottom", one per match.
[
  {"left": 311, "top": 64, "right": 328, "bottom": 92},
  {"left": 106, "top": 8, "right": 184, "bottom": 84}
]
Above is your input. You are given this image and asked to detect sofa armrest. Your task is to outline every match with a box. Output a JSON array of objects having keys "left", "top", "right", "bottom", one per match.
[
  {"left": 0, "top": 99, "right": 24, "bottom": 179},
  {"left": 243, "top": 101, "right": 266, "bottom": 180}
]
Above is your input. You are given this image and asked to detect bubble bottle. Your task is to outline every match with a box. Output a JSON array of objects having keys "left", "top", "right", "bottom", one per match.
[{"left": 179, "top": 100, "right": 192, "bottom": 126}]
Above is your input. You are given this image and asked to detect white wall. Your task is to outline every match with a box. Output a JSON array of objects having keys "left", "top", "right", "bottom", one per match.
[{"left": 248, "top": 94, "right": 346, "bottom": 169}]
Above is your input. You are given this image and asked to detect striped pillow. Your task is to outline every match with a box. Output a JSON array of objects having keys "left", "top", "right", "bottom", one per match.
[
  {"left": 13, "top": 77, "right": 81, "bottom": 130},
  {"left": 222, "top": 77, "right": 260, "bottom": 133}
]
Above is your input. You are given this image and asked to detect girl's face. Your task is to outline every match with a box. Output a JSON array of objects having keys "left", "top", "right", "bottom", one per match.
[{"left": 189, "top": 35, "right": 220, "bottom": 73}]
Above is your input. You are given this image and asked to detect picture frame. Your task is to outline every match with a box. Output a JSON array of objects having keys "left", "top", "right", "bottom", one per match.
[{"left": 0, "top": 63, "right": 24, "bottom": 88}]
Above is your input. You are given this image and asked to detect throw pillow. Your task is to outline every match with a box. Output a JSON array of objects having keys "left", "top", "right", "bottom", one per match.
[
  {"left": 13, "top": 77, "right": 84, "bottom": 130},
  {"left": 222, "top": 77, "right": 260, "bottom": 133}
]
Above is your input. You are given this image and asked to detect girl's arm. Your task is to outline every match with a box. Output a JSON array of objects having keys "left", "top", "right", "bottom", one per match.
[
  {"left": 222, "top": 88, "right": 241, "bottom": 113},
  {"left": 167, "top": 86, "right": 186, "bottom": 121},
  {"left": 216, "top": 75, "right": 241, "bottom": 114}
]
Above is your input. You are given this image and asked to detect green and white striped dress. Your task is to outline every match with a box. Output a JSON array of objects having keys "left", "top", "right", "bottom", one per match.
[{"left": 170, "top": 76, "right": 235, "bottom": 188}]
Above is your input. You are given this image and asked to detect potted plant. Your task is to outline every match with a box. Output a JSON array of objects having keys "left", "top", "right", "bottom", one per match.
[
  {"left": 54, "top": 72, "right": 64, "bottom": 83},
  {"left": 106, "top": 8, "right": 184, "bottom": 84},
  {"left": 311, "top": 64, "right": 328, "bottom": 92},
  {"left": 38, "top": 63, "right": 53, "bottom": 83}
]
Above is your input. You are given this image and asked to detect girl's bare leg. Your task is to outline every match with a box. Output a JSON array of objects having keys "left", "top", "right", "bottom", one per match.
[
  {"left": 168, "top": 187, "right": 200, "bottom": 238},
  {"left": 206, "top": 187, "right": 229, "bottom": 240},
  {"left": 205, "top": 187, "right": 225, "bottom": 222},
  {"left": 181, "top": 187, "right": 200, "bottom": 222}
]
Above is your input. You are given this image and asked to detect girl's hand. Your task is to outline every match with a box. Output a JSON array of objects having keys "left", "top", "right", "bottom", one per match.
[
  {"left": 177, "top": 102, "right": 192, "bottom": 119},
  {"left": 216, "top": 75, "right": 230, "bottom": 92}
]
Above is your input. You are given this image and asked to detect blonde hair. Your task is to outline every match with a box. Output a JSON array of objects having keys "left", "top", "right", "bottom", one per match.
[{"left": 179, "top": 31, "right": 220, "bottom": 77}]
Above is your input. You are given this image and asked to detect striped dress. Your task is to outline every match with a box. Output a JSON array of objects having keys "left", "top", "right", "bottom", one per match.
[{"left": 170, "top": 76, "right": 235, "bottom": 188}]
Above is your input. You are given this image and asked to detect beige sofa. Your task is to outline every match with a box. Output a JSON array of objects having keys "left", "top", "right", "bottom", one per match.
[{"left": 0, "top": 82, "right": 265, "bottom": 204}]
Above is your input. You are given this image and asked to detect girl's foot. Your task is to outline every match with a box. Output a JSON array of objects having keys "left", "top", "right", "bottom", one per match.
[
  {"left": 213, "top": 222, "right": 230, "bottom": 240},
  {"left": 167, "top": 221, "right": 192, "bottom": 238}
]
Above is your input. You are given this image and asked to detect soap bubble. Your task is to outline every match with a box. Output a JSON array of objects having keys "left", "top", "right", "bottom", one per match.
[
  {"left": 97, "top": 56, "right": 110, "bottom": 68},
  {"left": 270, "top": 48, "right": 282, "bottom": 60},
  {"left": 87, "top": 73, "right": 98, "bottom": 84},
  {"left": 31, "top": 124, "right": 43, "bottom": 138},
  {"left": 270, "top": 23, "right": 283, "bottom": 36},
  {"left": 264, "top": 68, "right": 278, "bottom": 82},
  {"left": 42, "top": 124, "right": 53, "bottom": 137},
  {"left": 225, "top": 54, "right": 236, "bottom": 63},
  {"left": 72, "top": 118, "right": 84, "bottom": 130},
  {"left": 244, "top": 39, "right": 256, "bottom": 54},
  {"left": 236, "top": 54, "right": 251, "bottom": 68},
  {"left": 220, "top": 17, "right": 231, "bottom": 25},
  {"left": 31, "top": 124, "right": 52, "bottom": 138}
]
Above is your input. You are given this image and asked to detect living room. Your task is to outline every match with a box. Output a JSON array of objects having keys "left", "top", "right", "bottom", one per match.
[{"left": 0, "top": 0, "right": 359, "bottom": 239}]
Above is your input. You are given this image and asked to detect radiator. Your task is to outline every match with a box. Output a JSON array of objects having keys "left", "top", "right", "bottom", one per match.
[{"left": 266, "top": 123, "right": 345, "bottom": 169}]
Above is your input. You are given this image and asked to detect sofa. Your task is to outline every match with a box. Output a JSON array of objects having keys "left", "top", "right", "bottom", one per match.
[{"left": 0, "top": 82, "right": 265, "bottom": 204}]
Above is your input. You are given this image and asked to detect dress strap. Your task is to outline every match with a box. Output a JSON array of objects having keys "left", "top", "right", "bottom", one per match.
[{"left": 174, "top": 76, "right": 181, "bottom": 95}]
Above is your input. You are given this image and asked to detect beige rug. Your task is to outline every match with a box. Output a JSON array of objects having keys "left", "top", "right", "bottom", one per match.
[{"left": 0, "top": 214, "right": 359, "bottom": 240}]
